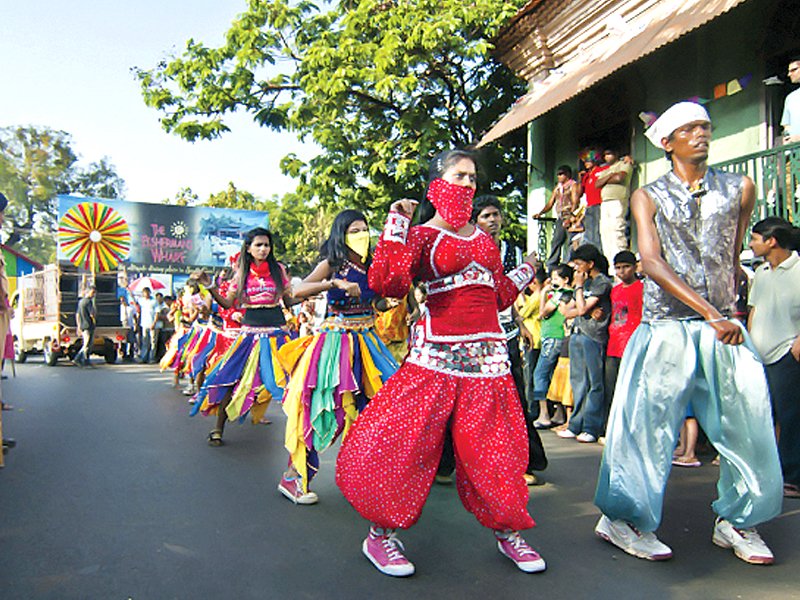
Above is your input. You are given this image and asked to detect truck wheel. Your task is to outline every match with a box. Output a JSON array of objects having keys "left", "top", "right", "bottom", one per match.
[
  {"left": 104, "top": 341, "right": 117, "bottom": 364},
  {"left": 13, "top": 338, "right": 27, "bottom": 364},
  {"left": 44, "top": 341, "right": 58, "bottom": 366}
]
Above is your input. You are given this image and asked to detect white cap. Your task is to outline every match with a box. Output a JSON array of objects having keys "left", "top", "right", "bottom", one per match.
[{"left": 644, "top": 102, "right": 710, "bottom": 148}]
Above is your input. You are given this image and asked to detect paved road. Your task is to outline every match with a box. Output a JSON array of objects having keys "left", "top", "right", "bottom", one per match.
[{"left": 1, "top": 359, "right": 798, "bottom": 599}]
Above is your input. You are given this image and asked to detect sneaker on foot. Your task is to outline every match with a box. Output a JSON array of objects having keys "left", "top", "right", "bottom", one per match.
[
  {"left": 712, "top": 518, "right": 773, "bottom": 565},
  {"left": 556, "top": 428, "right": 577, "bottom": 439},
  {"left": 576, "top": 432, "right": 597, "bottom": 443},
  {"left": 278, "top": 474, "right": 319, "bottom": 505},
  {"left": 362, "top": 527, "right": 415, "bottom": 577},
  {"left": 495, "top": 530, "right": 546, "bottom": 573},
  {"left": 594, "top": 515, "right": 672, "bottom": 561}
]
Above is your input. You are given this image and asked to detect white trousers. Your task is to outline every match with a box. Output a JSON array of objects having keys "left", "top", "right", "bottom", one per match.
[{"left": 600, "top": 199, "right": 628, "bottom": 260}]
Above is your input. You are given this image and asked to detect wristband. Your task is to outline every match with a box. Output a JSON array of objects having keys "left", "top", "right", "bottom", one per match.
[
  {"left": 705, "top": 317, "right": 727, "bottom": 324},
  {"left": 384, "top": 211, "right": 410, "bottom": 244}
]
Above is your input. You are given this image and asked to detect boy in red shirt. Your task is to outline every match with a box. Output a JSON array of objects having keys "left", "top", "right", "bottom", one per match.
[{"left": 604, "top": 251, "right": 642, "bottom": 431}]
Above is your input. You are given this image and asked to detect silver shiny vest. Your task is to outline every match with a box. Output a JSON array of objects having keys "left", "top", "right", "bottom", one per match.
[{"left": 642, "top": 168, "right": 742, "bottom": 320}]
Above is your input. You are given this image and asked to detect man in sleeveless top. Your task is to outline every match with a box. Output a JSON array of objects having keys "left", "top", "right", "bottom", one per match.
[
  {"left": 534, "top": 166, "right": 579, "bottom": 269},
  {"left": 593, "top": 102, "right": 783, "bottom": 565}
]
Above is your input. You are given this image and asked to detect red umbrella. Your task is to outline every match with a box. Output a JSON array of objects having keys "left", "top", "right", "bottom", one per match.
[{"left": 128, "top": 276, "right": 167, "bottom": 294}]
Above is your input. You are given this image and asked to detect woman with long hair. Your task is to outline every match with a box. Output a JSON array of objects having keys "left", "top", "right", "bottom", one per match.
[
  {"left": 276, "top": 209, "right": 399, "bottom": 505},
  {"left": 336, "top": 150, "right": 545, "bottom": 577},
  {"left": 191, "top": 228, "right": 296, "bottom": 446}
]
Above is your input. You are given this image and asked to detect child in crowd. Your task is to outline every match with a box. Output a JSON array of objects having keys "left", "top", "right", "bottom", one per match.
[
  {"left": 515, "top": 271, "right": 545, "bottom": 417},
  {"left": 604, "top": 251, "right": 643, "bottom": 433},
  {"left": 532, "top": 264, "right": 574, "bottom": 429},
  {"left": 557, "top": 244, "right": 612, "bottom": 444}
]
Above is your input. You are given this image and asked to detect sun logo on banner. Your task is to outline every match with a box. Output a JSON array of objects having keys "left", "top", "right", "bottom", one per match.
[{"left": 170, "top": 221, "right": 188, "bottom": 239}]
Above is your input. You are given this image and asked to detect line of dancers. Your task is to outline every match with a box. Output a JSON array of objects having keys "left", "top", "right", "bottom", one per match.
[{"left": 157, "top": 107, "right": 787, "bottom": 577}]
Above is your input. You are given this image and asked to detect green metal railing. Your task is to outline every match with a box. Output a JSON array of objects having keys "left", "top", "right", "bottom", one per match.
[{"left": 713, "top": 141, "right": 800, "bottom": 232}]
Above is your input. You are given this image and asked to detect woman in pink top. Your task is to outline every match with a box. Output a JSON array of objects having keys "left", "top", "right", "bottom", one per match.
[{"left": 192, "top": 228, "right": 296, "bottom": 446}]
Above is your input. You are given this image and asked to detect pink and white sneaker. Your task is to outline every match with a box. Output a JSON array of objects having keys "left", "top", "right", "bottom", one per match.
[
  {"left": 362, "top": 526, "right": 415, "bottom": 577},
  {"left": 277, "top": 474, "right": 319, "bottom": 505},
  {"left": 495, "top": 530, "right": 547, "bottom": 573}
]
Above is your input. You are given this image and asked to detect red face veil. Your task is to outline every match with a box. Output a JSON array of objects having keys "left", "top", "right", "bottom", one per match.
[{"left": 427, "top": 178, "right": 476, "bottom": 230}]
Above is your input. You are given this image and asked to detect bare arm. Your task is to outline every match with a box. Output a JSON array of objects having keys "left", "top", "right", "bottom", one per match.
[
  {"left": 569, "top": 183, "right": 580, "bottom": 213},
  {"left": 559, "top": 298, "right": 580, "bottom": 319},
  {"left": 534, "top": 189, "right": 557, "bottom": 218},
  {"left": 291, "top": 259, "right": 359, "bottom": 299},
  {"left": 289, "top": 260, "right": 336, "bottom": 298},
  {"left": 539, "top": 287, "right": 557, "bottom": 319},
  {"left": 571, "top": 269, "right": 599, "bottom": 316},
  {"left": 596, "top": 171, "right": 626, "bottom": 186},
  {"left": 632, "top": 188, "right": 743, "bottom": 345},
  {"left": 734, "top": 177, "right": 756, "bottom": 275},
  {"left": 191, "top": 270, "right": 237, "bottom": 309}
]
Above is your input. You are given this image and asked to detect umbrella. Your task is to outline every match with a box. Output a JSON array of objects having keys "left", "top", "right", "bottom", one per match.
[
  {"left": 58, "top": 202, "right": 131, "bottom": 272},
  {"left": 128, "top": 277, "right": 167, "bottom": 294}
]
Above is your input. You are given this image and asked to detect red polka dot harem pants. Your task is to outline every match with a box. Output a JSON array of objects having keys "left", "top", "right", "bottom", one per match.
[{"left": 335, "top": 361, "right": 535, "bottom": 531}]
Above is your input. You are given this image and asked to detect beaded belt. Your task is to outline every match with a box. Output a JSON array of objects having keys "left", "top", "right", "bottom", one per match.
[
  {"left": 407, "top": 336, "right": 510, "bottom": 377},
  {"left": 321, "top": 313, "right": 375, "bottom": 332},
  {"left": 427, "top": 264, "right": 495, "bottom": 296},
  {"left": 240, "top": 325, "right": 289, "bottom": 335}
]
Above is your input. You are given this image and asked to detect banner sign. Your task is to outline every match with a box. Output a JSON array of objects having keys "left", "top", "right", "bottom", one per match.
[{"left": 57, "top": 195, "right": 269, "bottom": 274}]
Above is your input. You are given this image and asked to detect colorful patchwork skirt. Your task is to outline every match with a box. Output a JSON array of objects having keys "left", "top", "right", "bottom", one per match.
[
  {"left": 277, "top": 314, "right": 399, "bottom": 491},
  {"left": 191, "top": 325, "right": 294, "bottom": 425}
]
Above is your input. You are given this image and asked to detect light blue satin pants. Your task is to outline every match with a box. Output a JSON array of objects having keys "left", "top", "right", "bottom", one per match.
[{"left": 595, "top": 320, "right": 783, "bottom": 532}]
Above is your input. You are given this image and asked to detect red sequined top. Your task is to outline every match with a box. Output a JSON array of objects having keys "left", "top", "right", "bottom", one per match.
[
  {"left": 217, "top": 279, "right": 244, "bottom": 330},
  {"left": 369, "top": 212, "right": 534, "bottom": 343}
]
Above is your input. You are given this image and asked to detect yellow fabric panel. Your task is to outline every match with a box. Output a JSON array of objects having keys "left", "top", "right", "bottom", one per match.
[
  {"left": 341, "top": 391, "right": 357, "bottom": 439},
  {"left": 249, "top": 388, "right": 273, "bottom": 424},
  {"left": 358, "top": 332, "right": 384, "bottom": 398},
  {"left": 226, "top": 339, "right": 261, "bottom": 421},
  {"left": 276, "top": 335, "right": 315, "bottom": 374},
  {"left": 269, "top": 336, "right": 288, "bottom": 389},
  {"left": 282, "top": 336, "right": 323, "bottom": 492}
]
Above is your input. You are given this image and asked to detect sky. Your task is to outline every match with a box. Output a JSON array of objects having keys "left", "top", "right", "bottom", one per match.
[{"left": 0, "top": 1, "right": 314, "bottom": 203}]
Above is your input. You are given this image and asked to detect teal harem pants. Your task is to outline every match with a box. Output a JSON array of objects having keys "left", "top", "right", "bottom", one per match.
[{"left": 594, "top": 320, "right": 783, "bottom": 532}]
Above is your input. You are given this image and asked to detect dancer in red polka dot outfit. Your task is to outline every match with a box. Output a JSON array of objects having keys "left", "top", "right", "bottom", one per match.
[{"left": 336, "top": 150, "right": 545, "bottom": 577}]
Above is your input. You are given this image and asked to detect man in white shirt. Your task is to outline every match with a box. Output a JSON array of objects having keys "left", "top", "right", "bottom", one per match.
[
  {"left": 138, "top": 287, "right": 158, "bottom": 363},
  {"left": 748, "top": 217, "right": 800, "bottom": 499},
  {"left": 781, "top": 57, "right": 800, "bottom": 143}
]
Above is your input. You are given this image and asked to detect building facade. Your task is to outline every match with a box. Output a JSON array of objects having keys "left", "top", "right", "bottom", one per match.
[{"left": 481, "top": 0, "right": 800, "bottom": 255}]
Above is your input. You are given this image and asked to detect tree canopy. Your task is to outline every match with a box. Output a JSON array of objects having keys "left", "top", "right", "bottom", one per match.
[
  {"left": 135, "top": 0, "right": 529, "bottom": 239},
  {"left": 0, "top": 125, "right": 126, "bottom": 263}
]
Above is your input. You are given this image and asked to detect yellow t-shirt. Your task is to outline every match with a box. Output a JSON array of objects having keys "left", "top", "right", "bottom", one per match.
[{"left": 514, "top": 292, "right": 541, "bottom": 349}]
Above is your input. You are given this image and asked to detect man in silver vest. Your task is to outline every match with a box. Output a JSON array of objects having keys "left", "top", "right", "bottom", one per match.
[{"left": 593, "top": 102, "right": 783, "bottom": 565}]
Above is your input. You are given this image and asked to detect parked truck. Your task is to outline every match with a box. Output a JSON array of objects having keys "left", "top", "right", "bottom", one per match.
[{"left": 10, "top": 262, "right": 129, "bottom": 365}]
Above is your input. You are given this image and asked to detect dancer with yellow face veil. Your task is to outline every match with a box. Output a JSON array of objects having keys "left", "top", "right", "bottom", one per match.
[{"left": 276, "top": 209, "right": 399, "bottom": 505}]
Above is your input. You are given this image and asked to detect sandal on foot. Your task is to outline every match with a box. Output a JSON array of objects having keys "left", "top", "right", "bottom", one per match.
[
  {"left": 672, "top": 457, "right": 701, "bottom": 468},
  {"left": 207, "top": 430, "right": 224, "bottom": 447}
]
